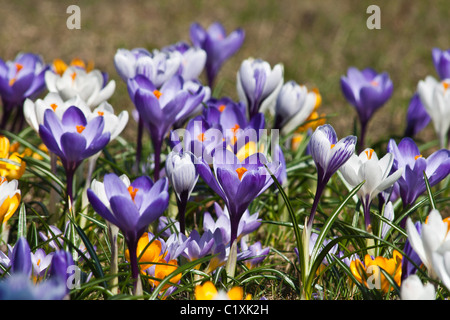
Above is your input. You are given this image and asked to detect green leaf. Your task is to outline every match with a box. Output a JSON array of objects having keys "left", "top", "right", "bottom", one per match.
[{"left": 17, "top": 203, "right": 27, "bottom": 239}]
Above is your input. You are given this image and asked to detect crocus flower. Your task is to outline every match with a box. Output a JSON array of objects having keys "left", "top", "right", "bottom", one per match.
[
  {"left": 190, "top": 22, "right": 245, "bottom": 88},
  {"left": 387, "top": 137, "right": 450, "bottom": 209},
  {"left": 31, "top": 249, "right": 54, "bottom": 280},
  {"left": 11, "top": 237, "right": 32, "bottom": 277},
  {"left": 432, "top": 47, "right": 450, "bottom": 80},
  {"left": 339, "top": 148, "right": 403, "bottom": 230},
  {"left": 350, "top": 250, "right": 402, "bottom": 293},
  {"left": 195, "top": 281, "right": 251, "bottom": 300},
  {"left": 340, "top": 67, "right": 393, "bottom": 151},
  {"left": 48, "top": 250, "right": 75, "bottom": 292},
  {"left": 240, "top": 239, "right": 270, "bottom": 269},
  {"left": 0, "top": 136, "right": 27, "bottom": 180},
  {"left": 128, "top": 74, "right": 204, "bottom": 179},
  {"left": 237, "top": 58, "right": 284, "bottom": 119},
  {"left": 162, "top": 41, "right": 207, "bottom": 81},
  {"left": 165, "top": 150, "right": 199, "bottom": 234},
  {"left": 0, "top": 177, "right": 21, "bottom": 226},
  {"left": 195, "top": 148, "right": 281, "bottom": 245},
  {"left": 431, "top": 238, "right": 450, "bottom": 291},
  {"left": 45, "top": 66, "right": 115, "bottom": 109},
  {"left": 87, "top": 173, "right": 169, "bottom": 289},
  {"left": 0, "top": 273, "right": 67, "bottom": 300},
  {"left": 182, "top": 229, "right": 216, "bottom": 265},
  {"left": 38, "top": 106, "right": 111, "bottom": 202},
  {"left": 0, "top": 53, "right": 49, "bottom": 131},
  {"left": 417, "top": 76, "right": 450, "bottom": 148},
  {"left": 406, "top": 209, "right": 450, "bottom": 279},
  {"left": 113, "top": 48, "right": 152, "bottom": 83},
  {"left": 404, "top": 93, "right": 431, "bottom": 138},
  {"left": 400, "top": 274, "right": 435, "bottom": 300},
  {"left": 203, "top": 202, "right": 261, "bottom": 245},
  {"left": 307, "top": 124, "right": 357, "bottom": 229},
  {"left": 274, "top": 80, "right": 319, "bottom": 135}
]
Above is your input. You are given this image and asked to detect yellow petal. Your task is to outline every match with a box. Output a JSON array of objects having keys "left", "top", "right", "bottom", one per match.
[
  {"left": 227, "top": 286, "right": 244, "bottom": 300},
  {"left": 195, "top": 281, "right": 218, "bottom": 300}
]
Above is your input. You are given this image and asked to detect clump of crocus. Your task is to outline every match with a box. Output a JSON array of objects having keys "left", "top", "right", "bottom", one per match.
[
  {"left": 240, "top": 239, "right": 270, "bottom": 270},
  {"left": 339, "top": 148, "right": 403, "bottom": 231},
  {"left": 350, "top": 250, "right": 402, "bottom": 293},
  {"left": 237, "top": 58, "right": 284, "bottom": 119},
  {"left": 0, "top": 136, "right": 27, "bottom": 180},
  {"left": 417, "top": 76, "right": 450, "bottom": 149},
  {"left": 195, "top": 148, "right": 281, "bottom": 246},
  {"left": 87, "top": 173, "right": 169, "bottom": 292},
  {"left": 432, "top": 47, "right": 450, "bottom": 80},
  {"left": 0, "top": 177, "right": 21, "bottom": 227},
  {"left": 190, "top": 22, "right": 245, "bottom": 88},
  {"left": 165, "top": 150, "right": 199, "bottom": 235},
  {"left": 340, "top": 67, "right": 393, "bottom": 151},
  {"left": 195, "top": 281, "right": 251, "bottom": 300},
  {"left": 387, "top": 137, "right": 450, "bottom": 210},
  {"left": 307, "top": 124, "right": 357, "bottom": 229},
  {"left": 0, "top": 53, "right": 49, "bottom": 132},
  {"left": 38, "top": 105, "right": 111, "bottom": 203}
]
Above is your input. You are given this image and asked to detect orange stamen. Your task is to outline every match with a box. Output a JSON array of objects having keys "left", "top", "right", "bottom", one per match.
[
  {"left": 231, "top": 124, "right": 240, "bottom": 134},
  {"left": 153, "top": 90, "right": 162, "bottom": 99},
  {"left": 218, "top": 104, "right": 226, "bottom": 112},
  {"left": 97, "top": 111, "right": 104, "bottom": 116},
  {"left": 71, "top": 72, "right": 77, "bottom": 81},
  {"left": 330, "top": 144, "right": 335, "bottom": 149},
  {"left": 50, "top": 103, "right": 58, "bottom": 111},
  {"left": 76, "top": 125, "right": 85, "bottom": 133},
  {"left": 8, "top": 78, "right": 16, "bottom": 86},
  {"left": 443, "top": 82, "right": 450, "bottom": 91},
  {"left": 414, "top": 154, "right": 423, "bottom": 160},
  {"left": 371, "top": 80, "right": 379, "bottom": 86},
  {"left": 37, "top": 259, "right": 41, "bottom": 266},
  {"left": 365, "top": 149, "right": 374, "bottom": 160},
  {"left": 236, "top": 167, "right": 248, "bottom": 181},
  {"left": 128, "top": 186, "right": 139, "bottom": 201},
  {"left": 197, "top": 133, "right": 205, "bottom": 142}
]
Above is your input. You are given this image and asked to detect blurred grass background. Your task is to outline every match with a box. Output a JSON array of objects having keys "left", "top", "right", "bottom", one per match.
[{"left": 0, "top": 0, "right": 449, "bottom": 152}]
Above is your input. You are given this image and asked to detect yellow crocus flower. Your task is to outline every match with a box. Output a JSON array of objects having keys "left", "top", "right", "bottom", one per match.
[
  {"left": 0, "top": 136, "right": 26, "bottom": 180},
  {"left": 195, "top": 281, "right": 252, "bottom": 300},
  {"left": 0, "top": 177, "right": 21, "bottom": 225}
]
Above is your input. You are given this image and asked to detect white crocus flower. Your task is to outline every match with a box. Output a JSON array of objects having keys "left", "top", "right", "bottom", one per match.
[
  {"left": 274, "top": 80, "right": 318, "bottom": 135},
  {"left": 339, "top": 148, "right": 403, "bottom": 230},
  {"left": 45, "top": 66, "right": 115, "bottom": 109},
  {"left": 400, "top": 274, "right": 435, "bottom": 300},
  {"left": 406, "top": 209, "right": 450, "bottom": 278},
  {"left": 237, "top": 58, "right": 284, "bottom": 117},
  {"left": 89, "top": 102, "right": 129, "bottom": 141},
  {"left": 165, "top": 151, "right": 198, "bottom": 202},
  {"left": 417, "top": 76, "right": 450, "bottom": 148},
  {"left": 431, "top": 241, "right": 450, "bottom": 291},
  {"left": 135, "top": 49, "right": 182, "bottom": 88}
]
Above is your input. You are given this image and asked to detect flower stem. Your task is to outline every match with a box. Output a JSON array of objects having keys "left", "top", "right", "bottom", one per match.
[
  {"left": 152, "top": 138, "right": 162, "bottom": 181},
  {"left": 134, "top": 117, "right": 144, "bottom": 174},
  {"left": 308, "top": 181, "right": 326, "bottom": 229},
  {"left": 127, "top": 240, "right": 141, "bottom": 295},
  {"left": 176, "top": 194, "right": 187, "bottom": 235},
  {"left": 358, "top": 121, "right": 368, "bottom": 153}
]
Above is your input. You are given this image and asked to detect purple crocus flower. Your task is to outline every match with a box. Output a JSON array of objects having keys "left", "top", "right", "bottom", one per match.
[
  {"left": 31, "top": 249, "right": 54, "bottom": 279},
  {"left": 87, "top": 173, "right": 169, "bottom": 289},
  {"left": 387, "top": 137, "right": 450, "bottom": 210},
  {"left": 128, "top": 75, "right": 205, "bottom": 179},
  {"left": 11, "top": 237, "right": 32, "bottom": 277},
  {"left": 190, "top": 22, "right": 245, "bottom": 88},
  {"left": 182, "top": 229, "right": 216, "bottom": 264},
  {"left": 432, "top": 47, "right": 450, "bottom": 80},
  {"left": 0, "top": 53, "right": 49, "bottom": 131},
  {"left": 0, "top": 273, "right": 67, "bottom": 300},
  {"left": 38, "top": 106, "right": 111, "bottom": 202},
  {"left": 307, "top": 124, "right": 357, "bottom": 229},
  {"left": 340, "top": 67, "right": 393, "bottom": 151},
  {"left": 203, "top": 202, "right": 261, "bottom": 245},
  {"left": 404, "top": 93, "right": 431, "bottom": 138},
  {"left": 195, "top": 148, "right": 281, "bottom": 245},
  {"left": 237, "top": 58, "right": 284, "bottom": 120},
  {"left": 240, "top": 239, "right": 270, "bottom": 269},
  {"left": 162, "top": 41, "right": 207, "bottom": 82}
]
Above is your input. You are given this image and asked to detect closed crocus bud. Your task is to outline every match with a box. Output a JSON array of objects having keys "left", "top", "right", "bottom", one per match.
[
  {"left": 11, "top": 237, "right": 32, "bottom": 277},
  {"left": 237, "top": 58, "right": 284, "bottom": 119},
  {"left": 432, "top": 47, "right": 450, "bottom": 80},
  {"left": 165, "top": 151, "right": 198, "bottom": 235},
  {"left": 114, "top": 48, "right": 151, "bottom": 82},
  {"left": 404, "top": 92, "right": 431, "bottom": 138},
  {"left": 49, "top": 250, "right": 74, "bottom": 283},
  {"left": 417, "top": 76, "right": 450, "bottom": 149},
  {"left": 400, "top": 274, "right": 435, "bottom": 300},
  {"left": 274, "top": 80, "right": 318, "bottom": 135}
]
